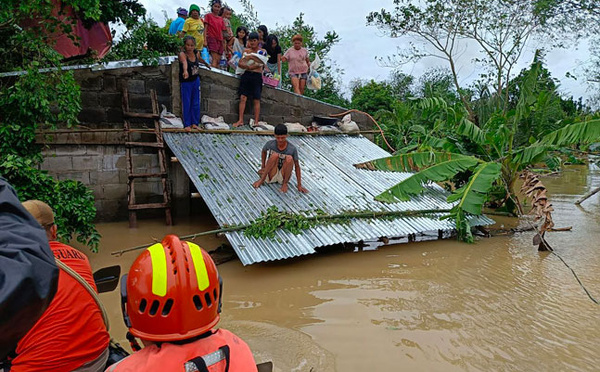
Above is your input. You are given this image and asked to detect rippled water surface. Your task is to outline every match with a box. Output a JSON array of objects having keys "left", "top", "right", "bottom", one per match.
[{"left": 86, "top": 165, "right": 600, "bottom": 371}]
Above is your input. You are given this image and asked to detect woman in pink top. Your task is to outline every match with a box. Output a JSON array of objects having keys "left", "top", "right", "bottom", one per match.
[
  {"left": 282, "top": 34, "right": 311, "bottom": 95},
  {"left": 204, "top": 0, "right": 226, "bottom": 68}
]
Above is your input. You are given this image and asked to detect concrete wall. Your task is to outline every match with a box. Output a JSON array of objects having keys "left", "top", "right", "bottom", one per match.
[{"left": 36, "top": 62, "right": 373, "bottom": 221}]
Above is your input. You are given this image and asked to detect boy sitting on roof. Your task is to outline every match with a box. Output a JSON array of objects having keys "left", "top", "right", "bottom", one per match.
[{"left": 253, "top": 124, "right": 309, "bottom": 194}]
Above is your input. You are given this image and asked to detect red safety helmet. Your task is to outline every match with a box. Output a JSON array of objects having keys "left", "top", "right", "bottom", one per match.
[{"left": 121, "top": 235, "right": 222, "bottom": 342}]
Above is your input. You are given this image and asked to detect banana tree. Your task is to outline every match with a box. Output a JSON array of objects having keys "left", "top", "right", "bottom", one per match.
[
  {"left": 356, "top": 119, "right": 600, "bottom": 241},
  {"left": 358, "top": 61, "right": 600, "bottom": 241}
]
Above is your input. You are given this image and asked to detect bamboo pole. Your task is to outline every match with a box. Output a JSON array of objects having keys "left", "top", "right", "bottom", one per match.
[
  {"left": 110, "top": 209, "right": 451, "bottom": 257},
  {"left": 36, "top": 128, "right": 381, "bottom": 136}
]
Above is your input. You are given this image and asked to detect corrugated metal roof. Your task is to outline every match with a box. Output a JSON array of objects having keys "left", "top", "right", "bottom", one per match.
[{"left": 164, "top": 133, "right": 493, "bottom": 265}]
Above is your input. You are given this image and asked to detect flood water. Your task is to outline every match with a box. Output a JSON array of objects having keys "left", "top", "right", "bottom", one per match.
[{"left": 83, "top": 165, "right": 600, "bottom": 371}]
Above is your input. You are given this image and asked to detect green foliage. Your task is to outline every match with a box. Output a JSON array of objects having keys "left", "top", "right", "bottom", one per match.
[
  {"left": 1, "top": 155, "right": 101, "bottom": 250},
  {"left": 0, "top": 69, "right": 101, "bottom": 250},
  {"left": 102, "top": 18, "right": 181, "bottom": 66},
  {"left": 0, "top": 0, "right": 123, "bottom": 250},
  {"left": 96, "top": 0, "right": 146, "bottom": 28},
  {"left": 351, "top": 80, "right": 396, "bottom": 114},
  {"left": 232, "top": 0, "right": 260, "bottom": 31},
  {"left": 373, "top": 153, "right": 481, "bottom": 203},
  {"left": 446, "top": 162, "right": 502, "bottom": 215},
  {"left": 1, "top": 68, "right": 81, "bottom": 159},
  {"left": 373, "top": 100, "right": 416, "bottom": 150},
  {"left": 0, "top": 0, "right": 145, "bottom": 70},
  {"left": 244, "top": 206, "right": 318, "bottom": 239},
  {"left": 366, "top": 0, "right": 578, "bottom": 121},
  {"left": 363, "top": 60, "right": 600, "bottom": 241}
]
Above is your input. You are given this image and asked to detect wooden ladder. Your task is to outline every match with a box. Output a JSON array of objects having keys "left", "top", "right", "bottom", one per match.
[{"left": 122, "top": 88, "right": 172, "bottom": 228}]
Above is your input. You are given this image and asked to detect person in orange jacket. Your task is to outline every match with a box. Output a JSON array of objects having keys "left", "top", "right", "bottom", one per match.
[
  {"left": 11, "top": 200, "right": 110, "bottom": 371},
  {"left": 106, "top": 235, "right": 257, "bottom": 371}
]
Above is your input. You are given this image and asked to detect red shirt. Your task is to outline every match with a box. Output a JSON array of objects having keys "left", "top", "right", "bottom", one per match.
[
  {"left": 203, "top": 13, "right": 225, "bottom": 41},
  {"left": 11, "top": 241, "right": 110, "bottom": 371}
]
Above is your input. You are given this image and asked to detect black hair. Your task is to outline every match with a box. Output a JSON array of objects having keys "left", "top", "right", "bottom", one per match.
[
  {"left": 182, "top": 35, "right": 196, "bottom": 46},
  {"left": 248, "top": 31, "right": 259, "bottom": 41},
  {"left": 257, "top": 25, "right": 268, "bottom": 40},
  {"left": 236, "top": 26, "right": 248, "bottom": 46},
  {"left": 266, "top": 34, "right": 279, "bottom": 46},
  {"left": 211, "top": 0, "right": 222, "bottom": 6},
  {"left": 265, "top": 34, "right": 279, "bottom": 56},
  {"left": 218, "top": 5, "right": 231, "bottom": 16},
  {"left": 274, "top": 124, "right": 287, "bottom": 135}
]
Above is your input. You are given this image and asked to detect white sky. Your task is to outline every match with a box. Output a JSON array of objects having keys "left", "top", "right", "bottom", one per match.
[{"left": 139, "top": 0, "right": 595, "bottom": 101}]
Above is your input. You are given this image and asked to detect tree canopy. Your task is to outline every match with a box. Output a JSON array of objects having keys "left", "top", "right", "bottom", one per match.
[{"left": 0, "top": 0, "right": 145, "bottom": 250}]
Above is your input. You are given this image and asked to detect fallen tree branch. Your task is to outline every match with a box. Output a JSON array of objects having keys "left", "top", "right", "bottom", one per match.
[
  {"left": 575, "top": 186, "right": 600, "bottom": 205},
  {"left": 111, "top": 209, "right": 451, "bottom": 257}
]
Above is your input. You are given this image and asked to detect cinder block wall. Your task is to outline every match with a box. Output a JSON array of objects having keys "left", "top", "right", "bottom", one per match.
[{"left": 35, "top": 62, "right": 373, "bottom": 221}]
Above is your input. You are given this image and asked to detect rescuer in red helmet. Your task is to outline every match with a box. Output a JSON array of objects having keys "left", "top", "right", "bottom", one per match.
[{"left": 106, "top": 235, "right": 257, "bottom": 371}]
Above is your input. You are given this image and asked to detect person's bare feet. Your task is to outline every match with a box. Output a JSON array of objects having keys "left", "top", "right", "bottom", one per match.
[
  {"left": 279, "top": 183, "right": 289, "bottom": 193},
  {"left": 233, "top": 121, "right": 244, "bottom": 128},
  {"left": 191, "top": 124, "right": 200, "bottom": 130},
  {"left": 253, "top": 180, "right": 263, "bottom": 189},
  {"left": 184, "top": 126, "right": 192, "bottom": 132}
]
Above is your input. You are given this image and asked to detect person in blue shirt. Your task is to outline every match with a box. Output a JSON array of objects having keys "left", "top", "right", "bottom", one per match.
[{"left": 168, "top": 8, "right": 188, "bottom": 36}]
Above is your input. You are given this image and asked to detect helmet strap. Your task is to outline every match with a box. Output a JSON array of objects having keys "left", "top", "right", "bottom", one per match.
[
  {"left": 217, "top": 275, "right": 223, "bottom": 313},
  {"left": 126, "top": 331, "right": 142, "bottom": 352}
]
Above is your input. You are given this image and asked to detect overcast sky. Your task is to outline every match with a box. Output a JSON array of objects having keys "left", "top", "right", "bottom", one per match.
[{"left": 139, "top": 0, "right": 594, "bottom": 101}]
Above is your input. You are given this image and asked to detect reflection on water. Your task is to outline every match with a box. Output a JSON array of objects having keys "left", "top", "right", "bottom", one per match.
[{"left": 86, "top": 165, "right": 600, "bottom": 371}]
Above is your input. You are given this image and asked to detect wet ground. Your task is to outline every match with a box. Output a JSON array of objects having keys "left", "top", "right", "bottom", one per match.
[{"left": 83, "top": 165, "right": 600, "bottom": 371}]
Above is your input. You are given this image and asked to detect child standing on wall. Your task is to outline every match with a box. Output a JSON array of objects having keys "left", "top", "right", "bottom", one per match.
[
  {"left": 203, "top": 0, "right": 227, "bottom": 68},
  {"left": 179, "top": 36, "right": 210, "bottom": 131},
  {"left": 232, "top": 32, "right": 267, "bottom": 128},
  {"left": 219, "top": 6, "right": 234, "bottom": 59},
  {"left": 181, "top": 4, "right": 204, "bottom": 48},
  {"left": 264, "top": 34, "right": 282, "bottom": 79}
]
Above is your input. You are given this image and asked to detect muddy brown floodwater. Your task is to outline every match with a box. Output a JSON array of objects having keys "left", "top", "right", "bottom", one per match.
[{"left": 81, "top": 165, "right": 600, "bottom": 371}]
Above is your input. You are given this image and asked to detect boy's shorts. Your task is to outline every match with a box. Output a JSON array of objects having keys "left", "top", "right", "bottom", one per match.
[
  {"left": 265, "top": 168, "right": 284, "bottom": 184},
  {"left": 239, "top": 71, "right": 263, "bottom": 99}
]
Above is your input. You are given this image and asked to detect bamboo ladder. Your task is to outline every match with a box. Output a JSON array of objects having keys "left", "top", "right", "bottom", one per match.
[{"left": 122, "top": 87, "right": 172, "bottom": 228}]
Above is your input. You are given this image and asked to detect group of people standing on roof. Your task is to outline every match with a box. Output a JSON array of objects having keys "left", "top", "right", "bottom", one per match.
[{"left": 168, "top": 1, "right": 314, "bottom": 130}]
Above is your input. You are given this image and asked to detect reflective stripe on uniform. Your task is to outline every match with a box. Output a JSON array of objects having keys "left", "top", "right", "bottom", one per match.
[
  {"left": 187, "top": 242, "right": 210, "bottom": 291},
  {"left": 147, "top": 243, "right": 167, "bottom": 297},
  {"left": 202, "top": 348, "right": 226, "bottom": 366}
]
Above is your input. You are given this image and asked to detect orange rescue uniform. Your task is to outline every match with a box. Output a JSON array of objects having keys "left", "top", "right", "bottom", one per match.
[
  {"left": 11, "top": 241, "right": 110, "bottom": 371},
  {"left": 107, "top": 328, "right": 257, "bottom": 371}
]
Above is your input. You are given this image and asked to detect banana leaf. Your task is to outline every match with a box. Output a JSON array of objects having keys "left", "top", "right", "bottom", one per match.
[
  {"left": 372, "top": 154, "right": 481, "bottom": 203},
  {"left": 456, "top": 118, "right": 485, "bottom": 145},
  {"left": 447, "top": 162, "right": 502, "bottom": 215},
  {"left": 514, "top": 119, "right": 600, "bottom": 165},
  {"left": 538, "top": 119, "right": 600, "bottom": 147},
  {"left": 356, "top": 151, "right": 468, "bottom": 172}
]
